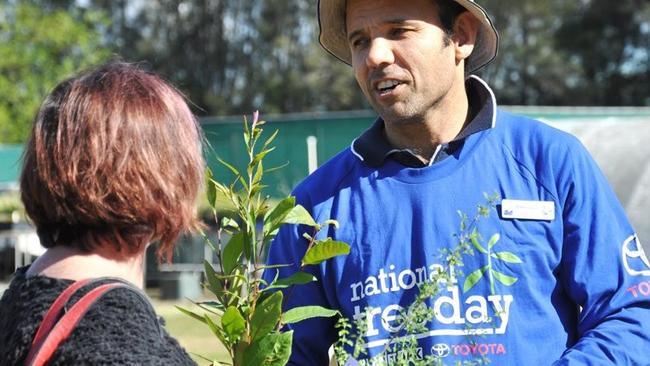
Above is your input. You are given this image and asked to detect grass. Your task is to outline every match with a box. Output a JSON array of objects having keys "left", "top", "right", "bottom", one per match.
[{"left": 152, "top": 298, "right": 230, "bottom": 365}]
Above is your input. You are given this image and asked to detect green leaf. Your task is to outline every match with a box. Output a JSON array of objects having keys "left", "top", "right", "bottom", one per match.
[
  {"left": 263, "top": 196, "right": 296, "bottom": 235},
  {"left": 458, "top": 211, "right": 468, "bottom": 231},
  {"left": 218, "top": 157, "right": 248, "bottom": 189},
  {"left": 487, "top": 233, "right": 501, "bottom": 249},
  {"left": 265, "top": 162, "right": 290, "bottom": 174},
  {"left": 176, "top": 306, "right": 208, "bottom": 325},
  {"left": 198, "top": 228, "right": 217, "bottom": 252},
  {"left": 189, "top": 352, "right": 219, "bottom": 364},
  {"left": 251, "top": 147, "right": 275, "bottom": 169},
  {"left": 492, "top": 270, "right": 518, "bottom": 286},
  {"left": 262, "top": 129, "right": 279, "bottom": 150},
  {"left": 204, "top": 260, "right": 224, "bottom": 300},
  {"left": 241, "top": 230, "right": 253, "bottom": 261},
  {"left": 470, "top": 236, "right": 488, "bottom": 254},
  {"left": 255, "top": 290, "right": 273, "bottom": 306},
  {"left": 322, "top": 219, "right": 340, "bottom": 229},
  {"left": 218, "top": 157, "right": 241, "bottom": 178},
  {"left": 463, "top": 265, "right": 489, "bottom": 293},
  {"left": 220, "top": 217, "right": 240, "bottom": 231},
  {"left": 195, "top": 301, "right": 225, "bottom": 314},
  {"left": 253, "top": 127, "right": 263, "bottom": 139},
  {"left": 222, "top": 232, "right": 244, "bottom": 274},
  {"left": 226, "top": 267, "right": 245, "bottom": 307},
  {"left": 250, "top": 291, "right": 283, "bottom": 342},
  {"left": 283, "top": 306, "right": 339, "bottom": 324},
  {"left": 212, "top": 179, "right": 230, "bottom": 196},
  {"left": 243, "top": 331, "right": 293, "bottom": 366},
  {"left": 242, "top": 115, "right": 250, "bottom": 138},
  {"left": 491, "top": 251, "right": 523, "bottom": 264},
  {"left": 302, "top": 239, "right": 350, "bottom": 266},
  {"left": 252, "top": 160, "right": 264, "bottom": 185},
  {"left": 249, "top": 184, "right": 267, "bottom": 198},
  {"left": 206, "top": 168, "right": 217, "bottom": 210},
  {"left": 256, "top": 263, "right": 292, "bottom": 271},
  {"left": 270, "top": 272, "right": 316, "bottom": 289},
  {"left": 283, "top": 205, "right": 318, "bottom": 227},
  {"left": 221, "top": 306, "right": 246, "bottom": 342},
  {"left": 204, "top": 314, "right": 230, "bottom": 348}
]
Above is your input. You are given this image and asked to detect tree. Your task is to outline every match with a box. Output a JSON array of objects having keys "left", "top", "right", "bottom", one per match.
[
  {"left": 555, "top": 0, "right": 650, "bottom": 105},
  {"left": 0, "top": 2, "right": 111, "bottom": 143},
  {"left": 480, "top": 0, "right": 650, "bottom": 106},
  {"left": 6, "top": 0, "right": 646, "bottom": 135},
  {"left": 478, "top": 0, "right": 581, "bottom": 105},
  {"left": 85, "top": 0, "right": 367, "bottom": 117}
]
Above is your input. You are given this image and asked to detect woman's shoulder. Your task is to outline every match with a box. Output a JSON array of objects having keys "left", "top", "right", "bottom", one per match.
[
  {"left": 0, "top": 268, "right": 73, "bottom": 366},
  {"left": 0, "top": 271, "right": 196, "bottom": 365},
  {"left": 57, "top": 279, "right": 196, "bottom": 365}
]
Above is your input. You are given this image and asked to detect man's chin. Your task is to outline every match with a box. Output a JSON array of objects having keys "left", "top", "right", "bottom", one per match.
[{"left": 375, "top": 106, "right": 420, "bottom": 126}]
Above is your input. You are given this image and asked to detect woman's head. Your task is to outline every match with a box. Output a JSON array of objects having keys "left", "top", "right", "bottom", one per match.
[{"left": 20, "top": 61, "right": 204, "bottom": 261}]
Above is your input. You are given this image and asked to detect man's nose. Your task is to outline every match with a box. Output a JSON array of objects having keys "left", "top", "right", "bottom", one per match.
[{"left": 366, "top": 38, "right": 395, "bottom": 68}]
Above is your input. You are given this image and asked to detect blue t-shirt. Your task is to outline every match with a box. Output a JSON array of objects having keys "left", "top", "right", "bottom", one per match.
[{"left": 265, "top": 82, "right": 650, "bottom": 365}]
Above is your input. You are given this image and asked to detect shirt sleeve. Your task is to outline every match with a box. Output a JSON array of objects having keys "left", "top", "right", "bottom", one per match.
[
  {"left": 552, "top": 139, "right": 650, "bottom": 365},
  {"left": 264, "top": 195, "right": 338, "bottom": 365}
]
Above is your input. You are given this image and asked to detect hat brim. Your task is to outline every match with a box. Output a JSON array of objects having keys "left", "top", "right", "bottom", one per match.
[{"left": 318, "top": 0, "right": 499, "bottom": 73}]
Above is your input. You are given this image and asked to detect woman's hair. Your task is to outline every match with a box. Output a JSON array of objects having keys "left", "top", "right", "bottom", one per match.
[{"left": 20, "top": 61, "right": 205, "bottom": 261}]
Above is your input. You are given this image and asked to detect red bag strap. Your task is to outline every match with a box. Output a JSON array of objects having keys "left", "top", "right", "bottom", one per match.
[
  {"left": 25, "top": 280, "right": 128, "bottom": 366},
  {"left": 27, "top": 278, "right": 94, "bottom": 357}
]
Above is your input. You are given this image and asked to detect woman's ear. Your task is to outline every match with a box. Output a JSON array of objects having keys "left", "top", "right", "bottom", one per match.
[{"left": 452, "top": 11, "right": 478, "bottom": 63}]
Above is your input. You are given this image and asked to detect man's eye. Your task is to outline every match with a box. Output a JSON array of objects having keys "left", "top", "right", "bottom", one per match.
[
  {"left": 351, "top": 38, "right": 369, "bottom": 49},
  {"left": 389, "top": 28, "right": 408, "bottom": 37}
]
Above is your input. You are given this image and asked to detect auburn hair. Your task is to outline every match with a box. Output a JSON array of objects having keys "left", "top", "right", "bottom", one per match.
[{"left": 20, "top": 61, "right": 204, "bottom": 261}]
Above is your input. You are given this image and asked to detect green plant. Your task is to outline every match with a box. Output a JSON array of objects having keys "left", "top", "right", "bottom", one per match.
[
  {"left": 0, "top": 192, "right": 24, "bottom": 222},
  {"left": 179, "top": 112, "right": 350, "bottom": 366},
  {"left": 462, "top": 232, "right": 522, "bottom": 295}
]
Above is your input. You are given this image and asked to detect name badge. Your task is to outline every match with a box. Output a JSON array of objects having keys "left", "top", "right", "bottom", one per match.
[{"left": 501, "top": 199, "right": 555, "bottom": 221}]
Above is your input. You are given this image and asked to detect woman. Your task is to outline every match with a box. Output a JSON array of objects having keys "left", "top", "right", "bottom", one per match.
[{"left": 0, "top": 62, "right": 203, "bottom": 365}]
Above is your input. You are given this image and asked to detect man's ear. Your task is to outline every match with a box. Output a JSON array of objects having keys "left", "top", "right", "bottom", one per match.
[{"left": 452, "top": 12, "right": 478, "bottom": 63}]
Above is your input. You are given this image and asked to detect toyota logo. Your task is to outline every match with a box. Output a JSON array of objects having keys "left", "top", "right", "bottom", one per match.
[
  {"left": 622, "top": 234, "right": 650, "bottom": 276},
  {"left": 431, "top": 343, "right": 450, "bottom": 358}
]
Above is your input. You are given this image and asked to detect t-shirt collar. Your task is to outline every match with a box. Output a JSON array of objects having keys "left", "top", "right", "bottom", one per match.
[{"left": 350, "top": 75, "right": 497, "bottom": 168}]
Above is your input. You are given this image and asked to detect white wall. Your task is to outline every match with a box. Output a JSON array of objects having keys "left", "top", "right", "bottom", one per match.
[{"left": 547, "top": 118, "right": 650, "bottom": 255}]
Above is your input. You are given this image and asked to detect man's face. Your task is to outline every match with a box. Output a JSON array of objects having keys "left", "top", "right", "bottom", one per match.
[{"left": 346, "top": 0, "right": 459, "bottom": 125}]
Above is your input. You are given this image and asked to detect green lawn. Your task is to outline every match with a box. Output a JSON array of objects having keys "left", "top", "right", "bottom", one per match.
[{"left": 152, "top": 299, "right": 230, "bottom": 365}]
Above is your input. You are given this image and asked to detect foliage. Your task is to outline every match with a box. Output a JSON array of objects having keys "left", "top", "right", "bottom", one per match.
[
  {"left": 179, "top": 112, "right": 350, "bottom": 366},
  {"left": 80, "top": 0, "right": 367, "bottom": 119},
  {"left": 3, "top": 0, "right": 649, "bottom": 145},
  {"left": 0, "top": 2, "right": 111, "bottom": 143},
  {"left": 83, "top": 0, "right": 649, "bottom": 111},
  {"left": 0, "top": 192, "right": 23, "bottom": 222},
  {"left": 333, "top": 194, "right": 503, "bottom": 366},
  {"left": 554, "top": 0, "right": 650, "bottom": 105},
  {"left": 478, "top": 0, "right": 582, "bottom": 105},
  {"left": 480, "top": 0, "right": 650, "bottom": 106}
]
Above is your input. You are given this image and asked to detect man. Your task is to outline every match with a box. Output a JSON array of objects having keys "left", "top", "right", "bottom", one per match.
[{"left": 266, "top": 0, "right": 650, "bottom": 364}]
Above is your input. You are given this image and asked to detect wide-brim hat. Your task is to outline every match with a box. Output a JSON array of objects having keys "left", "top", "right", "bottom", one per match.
[{"left": 318, "top": 0, "right": 499, "bottom": 73}]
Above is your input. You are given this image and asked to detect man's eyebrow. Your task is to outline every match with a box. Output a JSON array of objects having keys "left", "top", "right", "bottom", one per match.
[
  {"left": 347, "top": 18, "right": 410, "bottom": 42},
  {"left": 385, "top": 18, "right": 409, "bottom": 25},
  {"left": 348, "top": 29, "right": 364, "bottom": 43}
]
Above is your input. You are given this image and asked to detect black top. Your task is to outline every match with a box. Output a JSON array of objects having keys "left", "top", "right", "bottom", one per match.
[
  {"left": 351, "top": 75, "right": 495, "bottom": 168},
  {"left": 0, "top": 267, "right": 196, "bottom": 365}
]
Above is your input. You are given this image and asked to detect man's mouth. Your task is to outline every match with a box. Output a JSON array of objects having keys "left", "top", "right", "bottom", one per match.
[{"left": 375, "top": 80, "right": 402, "bottom": 95}]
